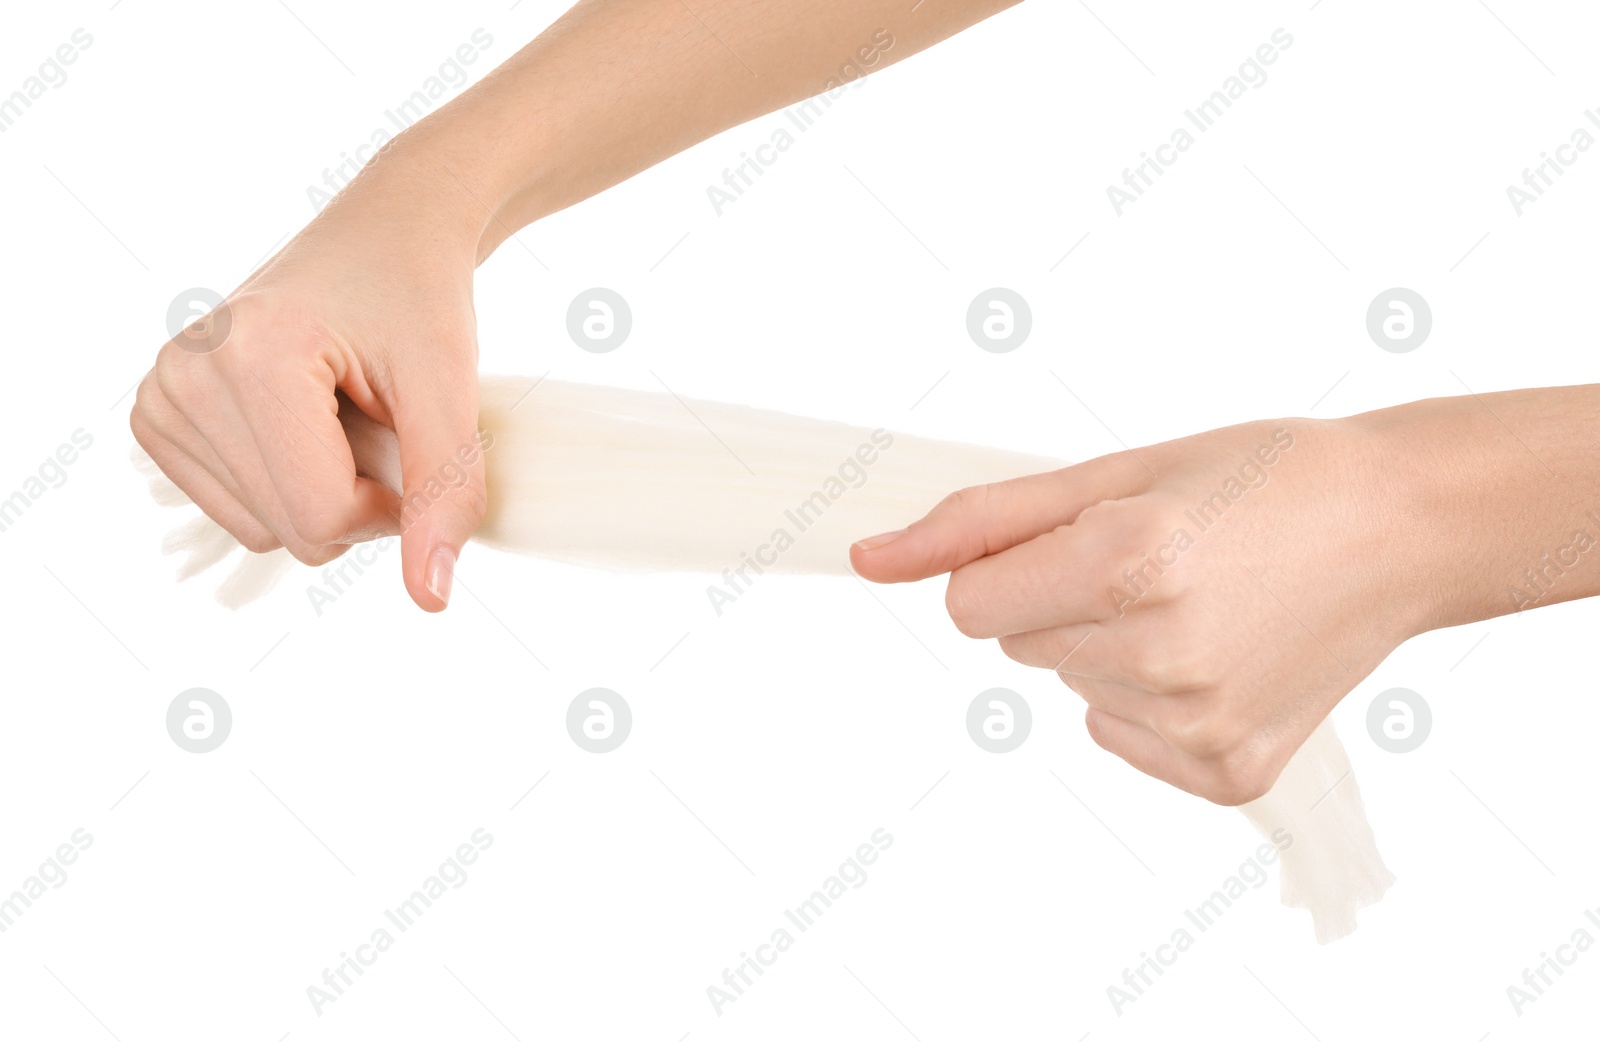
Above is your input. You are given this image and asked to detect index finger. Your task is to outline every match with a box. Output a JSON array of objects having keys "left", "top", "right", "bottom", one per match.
[
  {"left": 944, "top": 495, "right": 1153, "bottom": 638},
  {"left": 849, "top": 452, "right": 1150, "bottom": 584}
]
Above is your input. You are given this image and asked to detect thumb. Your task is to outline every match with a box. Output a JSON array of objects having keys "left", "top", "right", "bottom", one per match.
[
  {"left": 849, "top": 455, "right": 1147, "bottom": 584},
  {"left": 390, "top": 368, "right": 487, "bottom": 612}
]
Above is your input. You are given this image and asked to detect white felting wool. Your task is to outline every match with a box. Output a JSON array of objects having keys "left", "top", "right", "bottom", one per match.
[
  {"left": 138, "top": 374, "right": 1392, "bottom": 941},
  {"left": 1240, "top": 718, "right": 1395, "bottom": 943}
]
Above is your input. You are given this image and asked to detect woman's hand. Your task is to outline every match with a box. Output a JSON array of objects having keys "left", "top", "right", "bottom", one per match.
[
  {"left": 130, "top": 139, "right": 490, "bottom": 611},
  {"left": 852, "top": 391, "right": 1600, "bottom": 805},
  {"left": 131, "top": 0, "right": 1026, "bottom": 612}
]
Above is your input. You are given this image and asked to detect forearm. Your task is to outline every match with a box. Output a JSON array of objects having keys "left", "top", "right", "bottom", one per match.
[
  {"left": 1351, "top": 384, "right": 1600, "bottom": 634},
  {"left": 385, "top": 0, "right": 1020, "bottom": 259}
]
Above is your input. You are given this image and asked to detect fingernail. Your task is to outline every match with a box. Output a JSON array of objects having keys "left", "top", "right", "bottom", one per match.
[
  {"left": 426, "top": 545, "right": 456, "bottom": 606},
  {"left": 853, "top": 529, "right": 907, "bottom": 552}
]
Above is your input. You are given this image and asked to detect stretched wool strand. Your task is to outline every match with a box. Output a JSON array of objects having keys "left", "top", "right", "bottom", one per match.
[
  {"left": 140, "top": 373, "right": 1393, "bottom": 941},
  {"left": 341, "top": 377, "right": 1065, "bottom": 573}
]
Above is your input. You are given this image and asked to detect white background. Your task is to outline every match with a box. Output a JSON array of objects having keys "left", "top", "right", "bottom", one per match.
[{"left": 2, "top": 0, "right": 1598, "bottom": 1038}]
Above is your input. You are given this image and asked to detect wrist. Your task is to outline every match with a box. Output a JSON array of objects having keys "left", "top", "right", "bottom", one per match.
[
  {"left": 1338, "top": 399, "right": 1477, "bottom": 640},
  {"left": 396, "top": 94, "right": 558, "bottom": 265},
  {"left": 1344, "top": 388, "right": 1600, "bottom": 636},
  {"left": 311, "top": 123, "right": 504, "bottom": 265}
]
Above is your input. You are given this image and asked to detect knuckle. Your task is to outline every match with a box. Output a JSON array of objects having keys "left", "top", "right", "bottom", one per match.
[
  {"left": 130, "top": 374, "right": 157, "bottom": 421},
  {"left": 1186, "top": 737, "right": 1287, "bottom": 807},
  {"left": 1092, "top": 494, "right": 1205, "bottom": 589},
  {"left": 300, "top": 543, "right": 349, "bottom": 568},
  {"left": 133, "top": 371, "right": 194, "bottom": 437},
  {"left": 948, "top": 483, "right": 993, "bottom": 515},
  {"left": 1076, "top": 497, "right": 1141, "bottom": 544},
  {"left": 1130, "top": 633, "right": 1217, "bottom": 695},
  {"left": 450, "top": 476, "right": 490, "bottom": 525},
  {"left": 280, "top": 536, "right": 330, "bottom": 566},
  {"left": 1151, "top": 689, "right": 1236, "bottom": 758},
  {"left": 1057, "top": 672, "right": 1092, "bottom": 699},
  {"left": 1082, "top": 706, "right": 1115, "bottom": 750},
  {"left": 1130, "top": 501, "right": 1177, "bottom": 549},
  {"left": 232, "top": 523, "right": 282, "bottom": 555},
  {"left": 286, "top": 508, "right": 349, "bottom": 549},
  {"left": 996, "top": 632, "right": 1033, "bottom": 665},
  {"left": 1203, "top": 757, "right": 1277, "bottom": 807},
  {"left": 1160, "top": 711, "right": 1231, "bottom": 759},
  {"left": 128, "top": 399, "right": 157, "bottom": 449},
  {"left": 397, "top": 467, "right": 487, "bottom": 536},
  {"left": 943, "top": 574, "right": 987, "bottom": 638},
  {"left": 151, "top": 349, "right": 190, "bottom": 401}
]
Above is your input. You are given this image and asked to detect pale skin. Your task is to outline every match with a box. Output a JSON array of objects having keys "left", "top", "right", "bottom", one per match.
[
  {"left": 132, "top": 0, "right": 1600, "bottom": 803},
  {"left": 852, "top": 388, "right": 1600, "bottom": 804},
  {"left": 131, "top": 0, "right": 1020, "bottom": 609}
]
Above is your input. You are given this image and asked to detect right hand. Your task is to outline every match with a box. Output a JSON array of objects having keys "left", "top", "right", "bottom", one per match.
[{"left": 131, "top": 138, "right": 490, "bottom": 611}]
